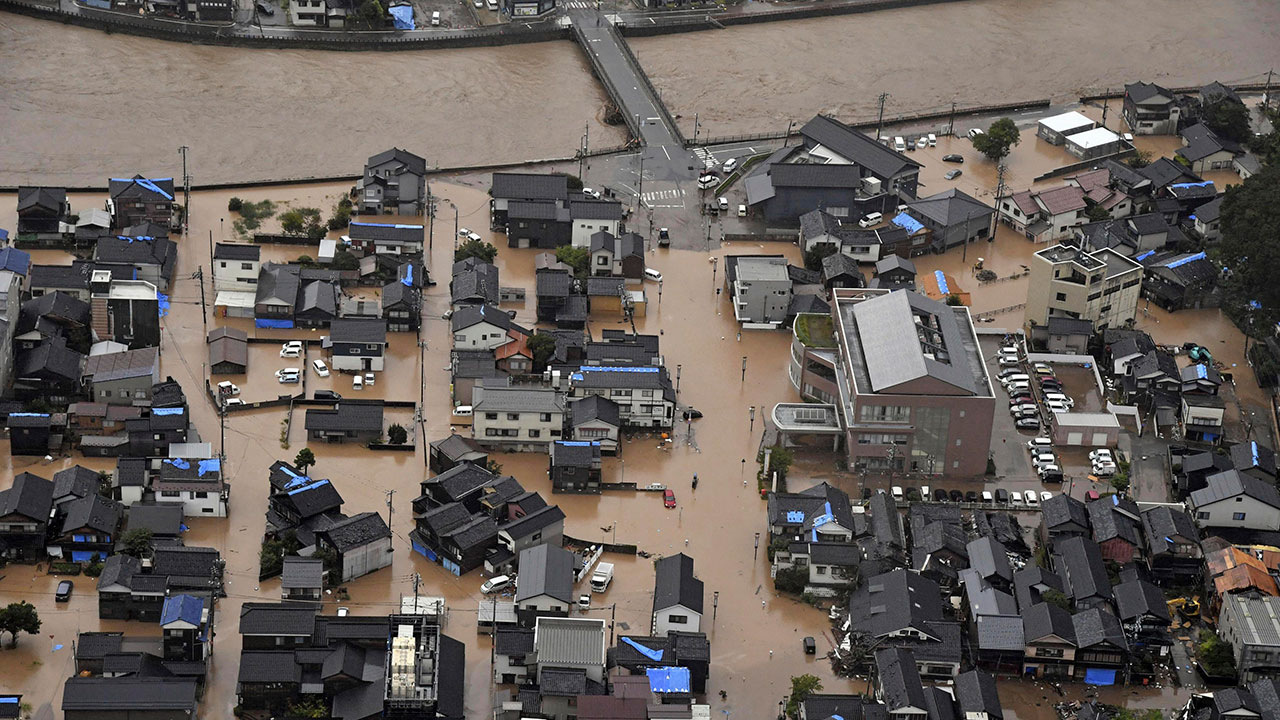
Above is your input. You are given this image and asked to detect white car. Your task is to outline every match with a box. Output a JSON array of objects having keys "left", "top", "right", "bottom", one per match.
[
  {"left": 1007, "top": 381, "right": 1030, "bottom": 394},
  {"left": 1089, "top": 449, "right": 1114, "bottom": 463},
  {"left": 481, "top": 575, "right": 512, "bottom": 594},
  {"left": 1045, "top": 401, "right": 1071, "bottom": 414},
  {"left": 1092, "top": 463, "right": 1116, "bottom": 477},
  {"left": 582, "top": 187, "right": 602, "bottom": 200},
  {"left": 1027, "top": 437, "right": 1053, "bottom": 452},
  {"left": 1010, "top": 403, "right": 1037, "bottom": 416},
  {"left": 312, "top": 359, "right": 329, "bottom": 378},
  {"left": 1032, "top": 363, "right": 1053, "bottom": 374},
  {"left": 891, "top": 486, "right": 904, "bottom": 501},
  {"left": 352, "top": 374, "right": 364, "bottom": 390},
  {"left": 280, "top": 341, "right": 303, "bottom": 358},
  {"left": 224, "top": 397, "right": 244, "bottom": 407},
  {"left": 458, "top": 227, "right": 471, "bottom": 237},
  {"left": 467, "top": 232, "right": 483, "bottom": 242},
  {"left": 1036, "top": 464, "right": 1061, "bottom": 478},
  {"left": 1032, "top": 453, "right": 1057, "bottom": 468},
  {"left": 999, "top": 357, "right": 1020, "bottom": 368},
  {"left": 1010, "top": 491, "right": 1023, "bottom": 505},
  {"left": 277, "top": 371, "right": 300, "bottom": 384},
  {"left": 216, "top": 381, "right": 240, "bottom": 396},
  {"left": 1043, "top": 392, "right": 1074, "bottom": 408},
  {"left": 364, "top": 372, "right": 376, "bottom": 386},
  {"left": 1000, "top": 373, "right": 1029, "bottom": 386},
  {"left": 644, "top": 268, "right": 663, "bottom": 283},
  {"left": 721, "top": 157, "right": 739, "bottom": 173},
  {"left": 275, "top": 367, "right": 300, "bottom": 378},
  {"left": 1040, "top": 491, "right": 1053, "bottom": 503},
  {"left": 1024, "top": 492, "right": 1039, "bottom": 508}
]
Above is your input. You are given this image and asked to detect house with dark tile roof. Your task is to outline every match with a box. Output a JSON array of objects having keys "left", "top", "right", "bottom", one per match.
[
  {"left": 451, "top": 259, "right": 500, "bottom": 307},
  {"left": 1053, "top": 536, "right": 1113, "bottom": 611},
  {"left": 1232, "top": 441, "right": 1278, "bottom": 481},
  {"left": 567, "top": 395, "right": 621, "bottom": 455},
  {"left": 612, "top": 632, "right": 711, "bottom": 695},
  {"left": 873, "top": 646, "right": 929, "bottom": 718},
  {"left": 304, "top": 401, "right": 384, "bottom": 444},
  {"left": 317, "top": 511, "right": 392, "bottom": 582},
  {"left": 1071, "top": 607, "right": 1128, "bottom": 681},
  {"left": 1123, "top": 81, "right": 1180, "bottom": 135},
  {"left": 1022, "top": 601, "right": 1077, "bottom": 679},
  {"left": 0, "top": 472, "right": 55, "bottom": 560},
  {"left": 93, "top": 234, "right": 178, "bottom": 292},
  {"left": 52, "top": 493, "right": 122, "bottom": 562},
  {"left": 360, "top": 148, "right": 427, "bottom": 215},
  {"left": 1114, "top": 576, "right": 1171, "bottom": 628},
  {"left": 97, "top": 545, "right": 221, "bottom": 621},
  {"left": 955, "top": 669, "right": 1003, "bottom": 720},
  {"left": 429, "top": 433, "right": 489, "bottom": 475},
  {"left": 652, "top": 553, "right": 703, "bottom": 636},
  {"left": 1087, "top": 495, "right": 1144, "bottom": 564},
  {"left": 410, "top": 501, "right": 498, "bottom": 575},
  {"left": 549, "top": 440, "right": 602, "bottom": 494},
  {"left": 108, "top": 175, "right": 175, "bottom": 230},
  {"left": 1191, "top": 470, "right": 1280, "bottom": 531},
  {"left": 1142, "top": 505, "right": 1202, "bottom": 584},
  {"left": 514, "top": 543, "right": 575, "bottom": 627}
]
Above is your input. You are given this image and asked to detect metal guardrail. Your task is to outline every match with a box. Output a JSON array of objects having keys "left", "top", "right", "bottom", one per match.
[
  {"left": 605, "top": 21, "right": 685, "bottom": 144},
  {"left": 570, "top": 24, "right": 641, "bottom": 140}
]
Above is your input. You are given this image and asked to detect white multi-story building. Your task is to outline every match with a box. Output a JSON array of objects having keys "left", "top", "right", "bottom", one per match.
[
  {"left": 471, "top": 385, "right": 566, "bottom": 452},
  {"left": 1026, "top": 244, "right": 1142, "bottom": 330}
]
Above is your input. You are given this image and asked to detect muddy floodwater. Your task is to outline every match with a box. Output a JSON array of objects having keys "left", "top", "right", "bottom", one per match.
[
  {"left": 0, "top": 180, "right": 1195, "bottom": 716},
  {"left": 0, "top": 12, "right": 624, "bottom": 187},
  {"left": 633, "top": 0, "right": 1280, "bottom": 138}
]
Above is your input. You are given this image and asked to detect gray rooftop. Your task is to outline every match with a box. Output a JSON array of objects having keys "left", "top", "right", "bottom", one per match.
[
  {"left": 534, "top": 617, "right": 606, "bottom": 666},
  {"left": 472, "top": 385, "right": 565, "bottom": 413},
  {"left": 1225, "top": 595, "right": 1280, "bottom": 648},
  {"left": 514, "top": 543, "right": 575, "bottom": 604}
]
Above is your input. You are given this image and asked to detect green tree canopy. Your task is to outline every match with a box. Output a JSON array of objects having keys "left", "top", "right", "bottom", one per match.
[
  {"left": 527, "top": 332, "right": 558, "bottom": 369},
  {"left": 1201, "top": 98, "right": 1253, "bottom": 145},
  {"left": 971, "top": 117, "right": 1021, "bottom": 161},
  {"left": 0, "top": 601, "right": 42, "bottom": 648},
  {"left": 294, "top": 447, "right": 317, "bottom": 473},
  {"left": 786, "top": 674, "right": 824, "bottom": 718},
  {"left": 1217, "top": 163, "right": 1280, "bottom": 336},
  {"left": 120, "top": 528, "right": 154, "bottom": 558},
  {"left": 804, "top": 243, "right": 837, "bottom": 272},
  {"left": 555, "top": 245, "right": 590, "bottom": 278},
  {"left": 454, "top": 237, "right": 498, "bottom": 264},
  {"left": 1084, "top": 203, "right": 1112, "bottom": 222},
  {"left": 388, "top": 424, "right": 408, "bottom": 445}
]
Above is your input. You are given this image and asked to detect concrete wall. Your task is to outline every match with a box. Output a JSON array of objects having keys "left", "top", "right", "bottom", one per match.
[
  {"left": 653, "top": 604, "right": 701, "bottom": 636},
  {"left": 340, "top": 535, "right": 393, "bottom": 581}
]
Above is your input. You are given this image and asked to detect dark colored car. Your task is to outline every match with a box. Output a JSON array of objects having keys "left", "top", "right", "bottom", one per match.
[
  {"left": 933, "top": 488, "right": 948, "bottom": 502},
  {"left": 861, "top": 487, "right": 872, "bottom": 500},
  {"left": 256, "top": 1, "right": 274, "bottom": 15},
  {"left": 965, "top": 491, "right": 979, "bottom": 502},
  {"left": 945, "top": 169, "right": 963, "bottom": 180},
  {"left": 995, "top": 489, "right": 1010, "bottom": 504},
  {"left": 942, "top": 154, "right": 964, "bottom": 163},
  {"left": 803, "top": 636, "right": 816, "bottom": 654},
  {"left": 949, "top": 489, "right": 964, "bottom": 502},
  {"left": 56, "top": 580, "right": 73, "bottom": 602},
  {"left": 315, "top": 390, "right": 342, "bottom": 400},
  {"left": 682, "top": 407, "right": 703, "bottom": 420},
  {"left": 663, "top": 489, "right": 676, "bottom": 508}
]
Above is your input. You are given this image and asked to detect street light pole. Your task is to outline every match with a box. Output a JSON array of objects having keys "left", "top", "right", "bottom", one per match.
[
  {"left": 712, "top": 591, "right": 719, "bottom": 627},
  {"left": 675, "top": 365, "right": 682, "bottom": 394},
  {"left": 749, "top": 405, "right": 756, "bottom": 433},
  {"left": 741, "top": 356, "right": 747, "bottom": 382},
  {"left": 450, "top": 202, "right": 459, "bottom": 252},
  {"left": 753, "top": 532, "right": 760, "bottom": 561}
]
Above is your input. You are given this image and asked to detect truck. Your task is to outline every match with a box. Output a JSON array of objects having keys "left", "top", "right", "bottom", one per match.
[{"left": 590, "top": 562, "right": 614, "bottom": 593}]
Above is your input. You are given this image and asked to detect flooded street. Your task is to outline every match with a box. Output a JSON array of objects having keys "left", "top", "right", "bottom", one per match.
[
  {"left": 633, "top": 0, "right": 1280, "bottom": 138},
  {"left": 0, "top": 13, "right": 624, "bottom": 187}
]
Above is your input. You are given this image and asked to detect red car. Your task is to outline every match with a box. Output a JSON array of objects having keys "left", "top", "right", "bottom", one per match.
[
  {"left": 1085, "top": 490, "right": 1100, "bottom": 501},
  {"left": 663, "top": 489, "right": 676, "bottom": 508}
]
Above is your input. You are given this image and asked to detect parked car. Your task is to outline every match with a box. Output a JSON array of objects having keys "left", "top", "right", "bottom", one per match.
[
  {"left": 803, "top": 636, "right": 817, "bottom": 654},
  {"left": 942, "top": 154, "right": 964, "bottom": 163},
  {"left": 1044, "top": 392, "right": 1074, "bottom": 408},
  {"left": 1010, "top": 491, "right": 1024, "bottom": 505},
  {"left": 999, "top": 357, "right": 1021, "bottom": 368},
  {"left": 945, "top": 169, "right": 963, "bottom": 180},
  {"left": 1037, "top": 464, "right": 1062, "bottom": 478},
  {"left": 1027, "top": 437, "right": 1053, "bottom": 451},
  {"left": 280, "top": 341, "right": 303, "bottom": 358},
  {"left": 217, "top": 381, "right": 240, "bottom": 396},
  {"left": 481, "top": 575, "right": 512, "bottom": 594},
  {"left": 1040, "top": 491, "right": 1053, "bottom": 503},
  {"left": 981, "top": 491, "right": 994, "bottom": 504},
  {"left": 698, "top": 175, "right": 717, "bottom": 189},
  {"left": 968, "top": 128, "right": 985, "bottom": 139},
  {"left": 1015, "top": 418, "right": 1041, "bottom": 430},
  {"left": 1000, "top": 373, "right": 1029, "bottom": 386},
  {"left": 1089, "top": 449, "right": 1114, "bottom": 463},
  {"left": 312, "top": 359, "right": 329, "bottom": 378},
  {"left": 965, "top": 491, "right": 978, "bottom": 503},
  {"left": 995, "top": 489, "right": 1009, "bottom": 504},
  {"left": 663, "top": 489, "right": 677, "bottom": 508},
  {"left": 364, "top": 372, "right": 375, "bottom": 386},
  {"left": 1006, "top": 381, "right": 1031, "bottom": 394},
  {"left": 718, "top": 197, "right": 729, "bottom": 211},
  {"left": 1045, "top": 401, "right": 1070, "bottom": 414},
  {"left": 276, "top": 367, "right": 300, "bottom": 380},
  {"left": 1032, "top": 453, "right": 1057, "bottom": 468},
  {"left": 721, "top": 157, "right": 739, "bottom": 173},
  {"left": 858, "top": 212, "right": 884, "bottom": 228},
  {"left": 998, "top": 368, "right": 1026, "bottom": 380},
  {"left": 933, "top": 488, "right": 949, "bottom": 502},
  {"left": 255, "top": 1, "right": 274, "bottom": 15},
  {"left": 1025, "top": 492, "right": 1039, "bottom": 508},
  {"left": 56, "top": 580, "right": 73, "bottom": 602},
  {"left": 353, "top": 374, "right": 364, "bottom": 390},
  {"left": 458, "top": 227, "right": 472, "bottom": 237},
  {"left": 223, "top": 398, "right": 244, "bottom": 408},
  {"left": 1010, "top": 403, "right": 1037, "bottom": 416},
  {"left": 644, "top": 268, "right": 664, "bottom": 282},
  {"left": 582, "top": 187, "right": 602, "bottom": 200},
  {"left": 891, "top": 486, "right": 904, "bottom": 501},
  {"left": 950, "top": 489, "right": 964, "bottom": 502},
  {"left": 315, "top": 390, "right": 342, "bottom": 400},
  {"left": 468, "top": 232, "right": 483, "bottom": 242}
]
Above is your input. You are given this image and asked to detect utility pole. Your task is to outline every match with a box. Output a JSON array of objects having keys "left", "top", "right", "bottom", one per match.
[
  {"left": 609, "top": 603, "right": 617, "bottom": 645},
  {"left": 749, "top": 405, "right": 756, "bottom": 433},
  {"left": 426, "top": 183, "right": 434, "bottom": 251},
  {"left": 875, "top": 92, "right": 891, "bottom": 141},
  {"left": 962, "top": 210, "right": 973, "bottom": 263},
  {"left": 675, "top": 365, "right": 682, "bottom": 394},
  {"left": 179, "top": 145, "right": 190, "bottom": 232},
  {"left": 637, "top": 153, "right": 645, "bottom": 209},
  {"left": 948, "top": 101, "right": 957, "bottom": 137},
  {"left": 193, "top": 268, "right": 207, "bottom": 331},
  {"left": 385, "top": 489, "right": 395, "bottom": 533},
  {"left": 753, "top": 532, "right": 760, "bottom": 561},
  {"left": 990, "top": 163, "right": 1007, "bottom": 242},
  {"left": 1265, "top": 69, "right": 1275, "bottom": 111},
  {"left": 712, "top": 591, "right": 719, "bottom": 627},
  {"left": 1101, "top": 91, "right": 1110, "bottom": 130},
  {"left": 741, "top": 356, "right": 747, "bottom": 382},
  {"left": 207, "top": 230, "right": 214, "bottom": 279},
  {"left": 693, "top": 112, "right": 699, "bottom": 144}
]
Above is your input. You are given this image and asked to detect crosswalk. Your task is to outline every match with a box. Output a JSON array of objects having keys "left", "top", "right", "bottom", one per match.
[
  {"left": 692, "top": 146, "right": 718, "bottom": 169},
  {"left": 641, "top": 188, "right": 685, "bottom": 203},
  {"left": 561, "top": 0, "right": 595, "bottom": 8}
]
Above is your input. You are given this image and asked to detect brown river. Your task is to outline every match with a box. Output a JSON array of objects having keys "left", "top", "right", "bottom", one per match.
[{"left": 0, "top": 180, "right": 1193, "bottom": 716}]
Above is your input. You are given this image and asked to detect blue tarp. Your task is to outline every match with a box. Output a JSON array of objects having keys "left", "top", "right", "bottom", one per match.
[
  {"left": 111, "top": 177, "right": 174, "bottom": 200},
  {"left": 402, "top": 264, "right": 414, "bottom": 286},
  {"left": 165, "top": 458, "right": 191, "bottom": 470},
  {"left": 9, "top": 412, "right": 50, "bottom": 417},
  {"left": 71, "top": 551, "right": 99, "bottom": 563},
  {"left": 578, "top": 366, "right": 659, "bottom": 373},
  {"left": 1135, "top": 250, "right": 1156, "bottom": 262},
  {"left": 0, "top": 697, "right": 17, "bottom": 704},
  {"left": 180, "top": 523, "right": 189, "bottom": 532},
  {"left": 934, "top": 270, "right": 950, "bottom": 295},
  {"left": 287, "top": 479, "right": 331, "bottom": 496},
  {"left": 1084, "top": 668, "right": 1116, "bottom": 685},
  {"left": 0, "top": 247, "right": 30, "bottom": 275},
  {"left": 647, "top": 667, "right": 691, "bottom": 693},
  {"left": 622, "top": 637, "right": 664, "bottom": 662},
  {"left": 73, "top": 535, "right": 87, "bottom": 543},
  {"left": 786, "top": 510, "right": 805, "bottom": 523},
  {"left": 1253, "top": 441, "right": 1260, "bottom": 467},
  {"left": 153, "top": 407, "right": 184, "bottom": 416},
  {"left": 256, "top": 318, "right": 295, "bottom": 329},
  {"left": 891, "top": 212, "right": 924, "bottom": 235},
  {"left": 389, "top": 5, "right": 415, "bottom": 29},
  {"left": 158, "top": 293, "right": 170, "bottom": 318},
  {"left": 1196, "top": 364, "right": 1208, "bottom": 379},
  {"left": 351, "top": 221, "right": 424, "bottom": 230},
  {"left": 1166, "top": 252, "right": 1206, "bottom": 269},
  {"left": 1170, "top": 181, "right": 1213, "bottom": 189},
  {"left": 197, "top": 459, "right": 221, "bottom": 476},
  {"left": 0, "top": 229, "right": 8, "bottom": 242},
  {"left": 557, "top": 441, "right": 600, "bottom": 447},
  {"left": 161, "top": 594, "right": 204, "bottom": 626}
]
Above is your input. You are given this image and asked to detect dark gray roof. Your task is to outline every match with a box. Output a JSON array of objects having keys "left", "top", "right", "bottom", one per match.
[
  {"left": 367, "top": 147, "right": 427, "bottom": 175},
  {"left": 1142, "top": 506, "right": 1199, "bottom": 556},
  {"left": 1217, "top": 687, "right": 1263, "bottom": 716},
  {"left": 297, "top": 280, "right": 338, "bottom": 317},
  {"left": 1114, "top": 577, "right": 1172, "bottom": 624},
  {"left": 97, "top": 553, "right": 141, "bottom": 590},
  {"left": 955, "top": 670, "right": 1003, "bottom": 720},
  {"left": 126, "top": 503, "right": 184, "bottom": 536},
  {"left": 1087, "top": 497, "right": 1141, "bottom": 547},
  {"left": 1023, "top": 602, "right": 1075, "bottom": 644},
  {"left": 495, "top": 627, "right": 535, "bottom": 656},
  {"left": 508, "top": 200, "right": 561, "bottom": 220},
  {"left": 280, "top": 479, "right": 344, "bottom": 518},
  {"left": 800, "top": 115, "right": 922, "bottom": 179},
  {"left": 515, "top": 543, "right": 575, "bottom": 603},
  {"left": 1231, "top": 441, "right": 1277, "bottom": 476},
  {"left": 536, "top": 267, "right": 572, "bottom": 299},
  {"left": 1046, "top": 316, "right": 1094, "bottom": 336},
  {"left": 17, "top": 185, "right": 66, "bottom": 213},
  {"left": 500, "top": 504, "right": 565, "bottom": 541},
  {"left": 84, "top": 347, "right": 159, "bottom": 383},
  {"left": 75, "top": 631, "right": 124, "bottom": 660},
  {"left": 967, "top": 536, "right": 1012, "bottom": 583},
  {"left": 1140, "top": 157, "right": 1201, "bottom": 188},
  {"left": 18, "top": 291, "right": 91, "bottom": 335},
  {"left": 427, "top": 462, "right": 497, "bottom": 502},
  {"left": 586, "top": 276, "right": 625, "bottom": 296},
  {"left": 239, "top": 602, "right": 319, "bottom": 636},
  {"left": 1125, "top": 81, "right": 1172, "bottom": 104},
  {"left": 1191, "top": 470, "right": 1280, "bottom": 510},
  {"left": 52, "top": 465, "right": 100, "bottom": 502},
  {"left": 62, "top": 677, "right": 196, "bottom": 712},
  {"left": 1195, "top": 195, "right": 1224, "bottom": 224},
  {"left": 1248, "top": 678, "right": 1280, "bottom": 720},
  {"left": 540, "top": 666, "right": 588, "bottom": 696},
  {"left": 1042, "top": 493, "right": 1090, "bottom": 533},
  {"left": 329, "top": 318, "right": 387, "bottom": 344},
  {"left": 1072, "top": 607, "right": 1128, "bottom": 651},
  {"left": 321, "top": 512, "right": 391, "bottom": 552},
  {"left": 60, "top": 494, "right": 122, "bottom": 535},
  {"left": 569, "top": 395, "right": 621, "bottom": 428},
  {"left": 304, "top": 402, "right": 383, "bottom": 433},
  {"left": 1053, "top": 536, "right": 1112, "bottom": 603},
  {"left": 974, "top": 613, "right": 1024, "bottom": 652},
  {"left": 550, "top": 440, "right": 600, "bottom": 467},
  {"left": 451, "top": 303, "right": 529, "bottom": 335},
  {"left": 430, "top": 434, "right": 487, "bottom": 463},
  {"left": 451, "top": 262, "right": 499, "bottom": 305},
  {"left": 213, "top": 243, "right": 259, "bottom": 261},
  {"left": 1178, "top": 123, "right": 1242, "bottom": 163},
  {"left": 875, "top": 254, "right": 916, "bottom": 276},
  {"left": 238, "top": 650, "right": 303, "bottom": 684},
  {"left": 874, "top": 646, "right": 927, "bottom": 711},
  {"left": 491, "top": 172, "right": 569, "bottom": 201},
  {"left": 255, "top": 262, "right": 300, "bottom": 306},
  {"left": 571, "top": 200, "right": 623, "bottom": 221},
  {"left": 847, "top": 569, "right": 943, "bottom": 639},
  {"left": 17, "top": 336, "right": 85, "bottom": 382},
  {"left": 473, "top": 385, "right": 564, "bottom": 414},
  {"left": 94, "top": 235, "right": 177, "bottom": 275},
  {"left": 822, "top": 252, "right": 864, "bottom": 284},
  {"left": 908, "top": 189, "right": 993, "bottom": 228},
  {"left": 653, "top": 553, "right": 703, "bottom": 613},
  {"left": 0, "top": 473, "right": 53, "bottom": 522}
]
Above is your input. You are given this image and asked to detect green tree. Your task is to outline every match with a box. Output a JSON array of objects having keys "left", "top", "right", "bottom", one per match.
[
  {"left": 227, "top": 197, "right": 243, "bottom": 212},
  {"left": 945, "top": 294, "right": 964, "bottom": 306},
  {"left": 313, "top": 545, "right": 341, "bottom": 585},
  {"left": 485, "top": 458, "right": 504, "bottom": 475},
  {"left": 1199, "top": 629, "right": 1236, "bottom": 677},
  {"left": 350, "top": 0, "right": 384, "bottom": 28},
  {"left": 332, "top": 248, "right": 360, "bottom": 272},
  {"left": 762, "top": 444, "right": 795, "bottom": 481},
  {"left": 555, "top": 245, "right": 590, "bottom": 278},
  {"left": 554, "top": 172, "right": 584, "bottom": 191},
  {"left": 785, "top": 674, "right": 824, "bottom": 718},
  {"left": 1201, "top": 98, "right": 1253, "bottom": 145},
  {"left": 388, "top": 424, "right": 408, "bottom": 445},
  {"left": 1042, "top": 589, "right": 1072, "bottom": 611},
  {"left": 1126, "top": 148, "right": 1153, "bottom": 169},
  {"left": 971, "top": 117, "right": 1021, "bottom": 162},
  {"left": 454, "top": 237, "right": 498, "bottom": 264},
  {"left": 527, "top": 333, "right": 558, "bottom": 369},
  {"left": 1217, "top": 164, "right": 1280, "bottom": 337},
  {"left": 0, "top": 601, "right": 42, "bottom": 648},
  {"left": 774, "top": 566, "right": 808, "bottom": 594},
  {"left": 327, "top": 198, "right": 353, "bottom": 231},
  {"left": 1084, "top": 203, "right": 1112, "bottom": 222},
  {"left": 120, "top": 528, "right": 154, "bottom": 558},
  {"left": 803, "top": 243, "right": 837, "bottom": 272},
  {"left": 286, "top": 696, "right": 329, "bottom": 718},
  {"left": 280, "top": 207, "right": 323, "bottom": 239},
  {"left": 294, "top": 447, "right": 317, "bottom": 473},
  {"left": 1251, "top": 106, "right": 1280, "bottom": 167}
]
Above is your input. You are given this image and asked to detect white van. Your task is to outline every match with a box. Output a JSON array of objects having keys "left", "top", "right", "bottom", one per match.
[
  {"left": 352, "top": 374, "right": 364, "bottom": 390},
  {"left": 481, "top": 575, "right": 511, "bottom": 594},
  {"left": 737, "top": 204, "right": 747, "bottom": 217},
  {"left": 893, "top": 137, "right": 907, "bottom": 152},
  {"left": 928, "top": 133, "right": 937, "bottom": 147},
  {"left": 644, "top": 268, "right": 663, "bottom": 283},
  {"left": 721, "top": 157, "right": 738, "bottom": 174},
  {"left": 717, "top": 197, "right": 729, "bottom": 211},
  {"left": 452, "top": 405, "right": 473, "bottom": 425},
  {"left": 431, "top": 10, "right": 440, "bottom": 24},
  {"left": 858, "top": 212, "right": 883, "bottom": 228}
]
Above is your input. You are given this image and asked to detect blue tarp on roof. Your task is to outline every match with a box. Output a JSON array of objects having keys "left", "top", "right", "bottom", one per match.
[
  {"left": 158, "top": 293, "right": 170, "bottom": 318},
  {"left": 1196, "top": 364, "right": 1208, "bottom": 379},
  {"left": 786, "top": 510, "right": 805, "bottom": 523},
  {"left": 622, "top": 637, "right": 664, "bottom": 662},
  {"left": 111, "top": 177, "right": 174, "bottom": 200},
  {"left": 402, "top": 264, "right": 414, "bottom": 286},
  {"left": 0, "top": 229, "right": 8, "bottom": 242},
  {"left": 161, "top": 594, "right": 203, "bottom": 627},
  {"left": 281, "top": 466, "right": 311, "bottom": 489},
  {"left": 71, "top": 551, "right": 100, "bottom": 563},
  {"left": 389, "top": 5, "right": 415, "bottom": 28},
  {"left": 165, "top": 458, "right": 191, "bottom": 470},
  {"left": 8, "top": 412, "right": 50, "bottom": 417},
  {"left": 351, "top": 221, "right": 424, "bottom": 230},
  {"left": 891, "top": 212, "right": 924, "bottom": 235},
  {"left": 0, "top": 697, "right": 18, "bottom": 704},
  {"left": 1170, "top": 181, "right": 1213, "bottom": 189},
  {"left": 1253, "top": 441, "right": 1260, "bottom": 467},
  {"left": 153, "top": 407, "right": 184, "bottom": 416},
  {"left": 557, "top": 441, "right": 599, "bottom": 447},
  {"left": 647, "top": 667, "right": 691, "bottom": 693},
  {"left": 579, "top": 366, "right": 659, "bottom": 373},
  {"left": 256, "top": 318, "right": 295, "bottom": 329},
  {"left": 0, "top": 247, "right": 30, "bottom": 275},
  {"left": 934, "top": 270, "right": 949, "bottom": 295},
  {"left": 287, "top": 479, "right": 331, "bottom": 496},
  {"left": 1135, "top": 250, "right": 1156, "bottom": 262},
  {"left": 198, "top": 459, "right": 221, "bottom": 476},
  {"left": 1084, "top": 668, "right": 1116, "bottom": 685},
  {"left": 1166, "top": 252, "right": 1206, "bottom": 269}
]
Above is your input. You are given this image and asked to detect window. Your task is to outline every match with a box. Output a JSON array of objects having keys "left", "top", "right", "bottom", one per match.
[
  {"left": 1233, "top": 512, "right": 1247, "bottom": 521},
  {"left": 1197, "top": 511, "right": 1210, "bottom": 520},
  {"left": 485, "top": 413, "right": 498, "bottom": 420},
  {"left": 454, "top": 334, "right": 466, "bottom": 342},
  {"left": 241, "top": 262, "right": 253, "bottom": 270},
  {"left": 597, "top": 256, "right": 609, "bottom": 265},
  {"left": 194, "top": 492, "right": 208, "bottom": 499},
  {"left": 161, "top": 490, "right": 180, "bottom": 498},
  {"left": 1035, "top": 647, "right": 1065, "bottom": 658},
  {"left": 528, "top": 429, "right": 540, "bottom": 438},
  {"left": 667, "top": 615, "right": 688, "bottom": 625},
  {"left": 102, "top": 390, "right": 112, "bottom": 398},
  {"left": 858, "top": 405, "right": 910, "bottom": 424},
  {"left": 540, "top": 413, "right": 552, "bottom": 422},
  {"left": 1055, "top": 292, "right": 1067, "bottom": 302},
  {"left": 550, "top": 430, "right": 561, "bottom": 437},
  {"left": 507, "top": 413, "right": 520, "bottom": 421},
  {"left": 815, "top": 566, "right": 827, "bottom": 575}
]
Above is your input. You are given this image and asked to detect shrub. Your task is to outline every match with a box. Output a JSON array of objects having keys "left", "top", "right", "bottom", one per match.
[
  {"left": 388, "top": 424, "right": 408, "bottom": 445},
  {"left": 228, "top": 197, "right": 243, "bottom": 212},
  {"left": 84, "top": 561, "right": 103, "bottom": 578},
  {"left": 774, "top": 566, "right": 808, "bottom": 594}
]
